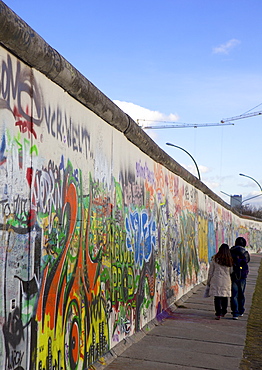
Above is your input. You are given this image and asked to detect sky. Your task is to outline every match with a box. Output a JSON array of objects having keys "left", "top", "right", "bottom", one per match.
[{"left": 3, "top": 0, "right": 262, "bottom": 207}]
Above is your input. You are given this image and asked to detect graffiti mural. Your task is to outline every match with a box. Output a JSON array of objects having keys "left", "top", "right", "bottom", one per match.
[{"left": 1, "top": 48, "right": 262, "bottom": 370}]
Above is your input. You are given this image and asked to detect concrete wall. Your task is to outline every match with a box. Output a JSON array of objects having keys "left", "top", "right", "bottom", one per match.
[{"left": 0, "top": 3, "right": 262, "bottom": 369}]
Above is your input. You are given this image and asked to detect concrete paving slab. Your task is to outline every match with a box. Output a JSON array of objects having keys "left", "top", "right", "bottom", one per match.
[
  {"left": 121, "top": 346, "right": 241, "bottom": 370},
  {"left": 104, "top": 357, "right": 200, "bottom": 370},
  {"left": 105, "top": 343, "right": 241, "bottom": 370},
  {"left": 121, "top": 334, "right": 242, "bottom": 358},
  {"left": 146, "top": 320, "right": 246, "bottom": 345}
]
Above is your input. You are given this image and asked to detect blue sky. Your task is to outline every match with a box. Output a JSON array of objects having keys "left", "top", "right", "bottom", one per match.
[{"left": 3, "top": 0, "right": 262, "bottom": 207}]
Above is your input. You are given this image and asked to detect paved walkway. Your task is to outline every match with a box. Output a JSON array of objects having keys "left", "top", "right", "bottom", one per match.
[{"left": 92, "top": 253, "right": 262, "bottom": 370}]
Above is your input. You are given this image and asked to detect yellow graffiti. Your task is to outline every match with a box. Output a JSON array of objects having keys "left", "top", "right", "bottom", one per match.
[{"left": 198, "top": 215, "right": 208, "bottom": 262}]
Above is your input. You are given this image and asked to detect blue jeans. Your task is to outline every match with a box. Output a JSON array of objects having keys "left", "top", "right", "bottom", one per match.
[{"left": 231, "top": 279, "right": 246, "bottom": 317}]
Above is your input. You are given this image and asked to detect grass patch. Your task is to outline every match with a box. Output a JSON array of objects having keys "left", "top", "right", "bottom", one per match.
[{"left": 240, "top": 258, "right": 262, "bottom": 369}]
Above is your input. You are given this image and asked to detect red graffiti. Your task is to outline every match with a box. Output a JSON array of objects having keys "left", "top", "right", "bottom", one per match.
[{"left": 14, "top": 106, "right": 37, "bottom": 139}]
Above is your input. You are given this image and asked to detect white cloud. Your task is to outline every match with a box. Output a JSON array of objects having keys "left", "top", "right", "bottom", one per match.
[
  {"left": 213, "top": 39, "right": 241, "bottom": 54},
  {"left": 203, "top": 180, "right": 220, "bottom": 190},
  {"left": 199, "top": 165, "right": 210, "bottom": 174},
  {"left": 184, "top": 164, "right": 210, "bottom": 177},
  {"left": 239, "top": 182, "right": 262, "bottom": 189},
  {"left": 113, "top": 100, "right": 179, "bottom": 127}
]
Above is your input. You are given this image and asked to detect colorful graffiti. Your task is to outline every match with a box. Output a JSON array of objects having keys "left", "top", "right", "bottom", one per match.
[{"left": 1, "top": 50, "right": 262, "bottom": 370}]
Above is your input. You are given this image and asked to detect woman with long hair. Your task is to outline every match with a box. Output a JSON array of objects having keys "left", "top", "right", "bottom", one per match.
[{"left": 207, "top": 243, "right": 233, "bottom": 320}]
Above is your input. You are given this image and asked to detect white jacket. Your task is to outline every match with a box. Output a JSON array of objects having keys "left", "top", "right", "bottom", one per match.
[{"left": 207, "top": 258, "right": 232, "bottom": 297}]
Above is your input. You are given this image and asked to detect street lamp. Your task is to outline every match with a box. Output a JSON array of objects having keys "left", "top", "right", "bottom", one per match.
[
  {"left": 220, "top": 191, "right": 232, "bottom": 198},
  {"left": 239, "top": 173, "right": 262, "bottom": 192},
  {"left": 238, "top": 194, "right": 262, "bottom": 214},
  {"left": 166, "top": 142, "right": 201, "bottom": 180},
  {"left": 242, "top": 194, "right": 262, "bottom": 204}
]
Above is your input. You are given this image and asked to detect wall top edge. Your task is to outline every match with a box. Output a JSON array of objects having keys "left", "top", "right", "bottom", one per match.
[{"left": 0, "top": 1, "right": 256, "bottom": 218}]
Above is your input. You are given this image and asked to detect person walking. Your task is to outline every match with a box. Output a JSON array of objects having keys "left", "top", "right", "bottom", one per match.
[
  {"left": 230, "top": 237, "right": 250, "bottom": 320},
  {"left": 206, "top": 243, "right": 234, "bottom": 320}
]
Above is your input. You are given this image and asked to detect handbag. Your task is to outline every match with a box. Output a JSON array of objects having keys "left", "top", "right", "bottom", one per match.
[{"left": 203, "top": 285, "right": 210, "bottom": 298}]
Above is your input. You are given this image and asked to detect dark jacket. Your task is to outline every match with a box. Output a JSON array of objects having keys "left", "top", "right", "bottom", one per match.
[{"left": 230, "top": 245, "right": 250, "bottom": 281}]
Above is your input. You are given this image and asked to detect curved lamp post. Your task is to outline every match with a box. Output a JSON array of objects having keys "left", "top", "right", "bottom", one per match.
[
  {"left": 242, "top": 194, "right": 262, "bottom": 204},
  {"left": 239, "top": 173, "right": 262, "bottom": 192},
  {"left": 239, "top": 194, "right": 262, "bottom": 213},
  {"left": 166, "top": 142, "right": 201, "bottom": 180}
]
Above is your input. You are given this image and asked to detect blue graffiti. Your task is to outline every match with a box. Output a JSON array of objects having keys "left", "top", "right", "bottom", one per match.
[
  {"left": 125, "top": 210, "right": 156, "bottom": 268},
  {"left": 208, "top": 220, "right": 216, "bottom": 260},
  {"left": 0, "top": 134, "right": 6, "bottom": 165}
]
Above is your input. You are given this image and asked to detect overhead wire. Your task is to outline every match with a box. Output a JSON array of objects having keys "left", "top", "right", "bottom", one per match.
[{"left": 242, "top": 102, "right": 262, "bottom": 115}]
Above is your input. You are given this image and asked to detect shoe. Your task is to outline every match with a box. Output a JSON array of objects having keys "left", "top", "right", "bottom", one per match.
[
  {"left": 233, "top": 316, "right": 238, "bottom": 320},
  {"left": 239, "top": 314, "right": 244, "bottom": 317},
  {"left": 215, "top": 316, "right": 221, "bottom": 320}
]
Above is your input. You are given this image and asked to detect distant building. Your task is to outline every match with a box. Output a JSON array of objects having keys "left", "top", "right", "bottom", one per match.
[{"left": 230, "top": 195, "right": 242, "bottom": 208}]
